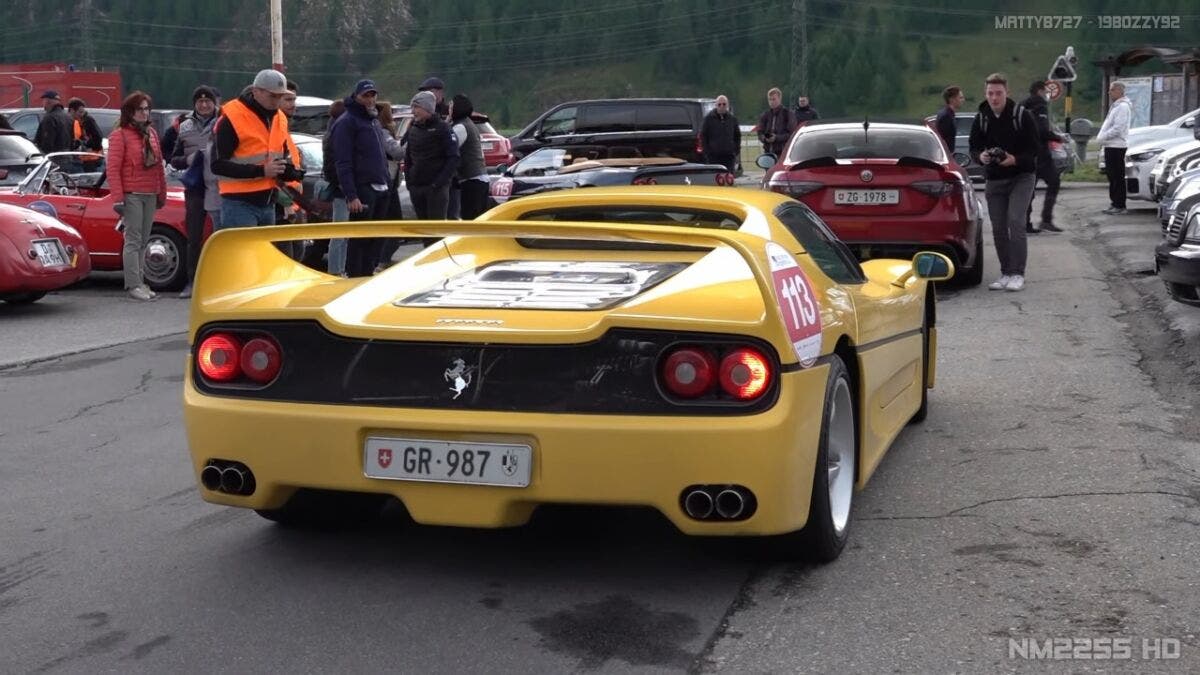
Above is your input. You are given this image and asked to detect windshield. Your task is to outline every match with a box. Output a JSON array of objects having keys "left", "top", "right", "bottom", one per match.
[
  {"left": 0, "top": 134, "right": 41, "bottom": 161},
  {"left": 511, "top": 148, "right": 572, "bottom": 177},
  {"left": 297, "top": 140, "right": 322, "bottom": 172},
  {"left": 786, "top": 127, "right": 946, "bottom": 164}
]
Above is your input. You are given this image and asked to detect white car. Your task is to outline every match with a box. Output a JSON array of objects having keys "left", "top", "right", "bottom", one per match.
[{"left": 1123, "top": 136, "right": 1195, "bottom": 202}]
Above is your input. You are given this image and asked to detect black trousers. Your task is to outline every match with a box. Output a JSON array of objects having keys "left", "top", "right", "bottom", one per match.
[
  {"left": 1026, "top": 155, "right": 1061, "bottom": 226},
  {"left": 458, "top": 180, "right": 490, "bottom": 220},
  {"left": 704, "top": 152, "right": 737, "bottom": 172},
  {"left": 183, "top": 189, "right": 206, "bottom": 284},
  {"left": 410, "top": 184, "right": 450, "bottom": 220},
  {"left": 1104, "top": 146, "right": 1127, "bottom": 209},
  {"left": 345, "top": 186, "right": 389, "bottom": 277}
]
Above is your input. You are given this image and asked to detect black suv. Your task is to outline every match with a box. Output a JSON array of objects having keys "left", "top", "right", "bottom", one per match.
[{"left": 510, "top": 98, "right": 717, "bottom": 163}]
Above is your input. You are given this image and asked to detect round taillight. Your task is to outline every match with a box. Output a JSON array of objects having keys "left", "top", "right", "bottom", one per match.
[
  {"left": 661, "top": 348, "right": 718, "bottom": 398},
  {"left": 240, "top": 337, "right": 282, "bottom": 384},
  {"left": 723, "top": 172, "right": 735, "bottom": 185},
  {"left": 197, "top": 333, "right": 242, "bottom": 382},
  {"left": 719, "top": 348, "right": 771, "bottom": 400}
]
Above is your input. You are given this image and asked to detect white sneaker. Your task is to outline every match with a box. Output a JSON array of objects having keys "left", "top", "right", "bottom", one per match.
[
  {"left": 988, "top": 275, "right": 1012, "bottom": 290},
  {"left": 1005, "top": 275, "right": 1025, "bottom": 291},
  {"left": 127, "top": 286, "right": 154, "bottom": 301}
]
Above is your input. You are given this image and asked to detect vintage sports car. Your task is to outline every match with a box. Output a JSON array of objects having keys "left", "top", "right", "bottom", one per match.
[
  {"left": 0, "top": 201, "right": 91, "bottom": 303},
  {"left": 759, "top": 120, "right": 985, "bottom": 286},
  {"left": 183, "top": 187, "right": 952, "bottom": 561},
  {"left": 489, "top": 147, "right": 736, "bottom": 206},
  {"left": 0, "top": 152, "right": 203, "bottom": 291}
]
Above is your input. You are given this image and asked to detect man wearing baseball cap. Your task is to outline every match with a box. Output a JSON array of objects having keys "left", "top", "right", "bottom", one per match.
[
  {"left": 34, "top": 90, "right": 73, "bottom": 154},
  {"left": 211, "top": 69, "right": 304, "bottom": 228},
  {"left": 330, "top": 78, "right": 392, "bottom": 276}
]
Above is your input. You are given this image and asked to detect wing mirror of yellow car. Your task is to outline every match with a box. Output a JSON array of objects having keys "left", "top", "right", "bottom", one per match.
[{"left": 892, "top": 251, "right": 955, "bottom": 287}]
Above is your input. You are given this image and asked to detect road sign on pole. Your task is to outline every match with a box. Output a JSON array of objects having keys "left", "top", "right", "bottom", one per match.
[
  {"left": 1045, "top": 81, "right": 1063, "bottom": 100},
  {"left": 1048, "top": 54, "right": 1076, "bottom": 82}
]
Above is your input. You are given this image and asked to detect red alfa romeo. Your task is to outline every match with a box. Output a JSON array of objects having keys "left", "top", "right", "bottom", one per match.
[{"left": 758, "top": 121, "right": 985, "bottom": 286}]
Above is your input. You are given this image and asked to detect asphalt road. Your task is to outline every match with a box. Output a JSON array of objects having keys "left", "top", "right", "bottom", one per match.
[{"left": 1, "top": 185, "right": 1198, "bottom": 673}]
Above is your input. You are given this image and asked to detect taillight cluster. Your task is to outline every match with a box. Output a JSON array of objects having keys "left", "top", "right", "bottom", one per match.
[
  {"left": 910, "top": 180, "right": 964, "bottom": 198},
  {"left": 196, "top": 332, "right": 283, "bottom": 385},
  {"left": 714, "top": 172, "right": 737, "bottom": 186},
  {"left": 632, "top": 176, "right": 658, "bottom": 185},
  {"left": 766, "top": 175, "right": 823, "bottom": 197},
  {"left": 659, "top": 344, "right": 773, "bottom": 402}
]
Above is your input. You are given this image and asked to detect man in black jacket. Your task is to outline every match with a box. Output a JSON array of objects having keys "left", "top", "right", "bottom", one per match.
[
  {"left": 404, "top": 90, "right": 459, "bottom": 220},
  {"left": 935, "top": 86, "right": 964, "bottom": 152},
  {"left": 793, "top": 95, "right": 820, "bottom": 123},
  {"left": 968, "top": 73, "right": 1040, "bottom": 292},
  {"left": 1022, "top": 81, "right": 1064, "bottom": 233},
  {"left": 700, "top": 95, "right": 740, "bottom": 172},
  {"left": 757, "top": 87, "right": 793, "bottom": 157},
  {"left": 34, "top": 91, "right": 73, "bottom": 154}
]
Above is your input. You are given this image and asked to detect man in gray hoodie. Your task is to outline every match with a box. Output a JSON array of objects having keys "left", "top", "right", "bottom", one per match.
[{"left": 170, "top": 85, "right": 222, "bottom": 298}]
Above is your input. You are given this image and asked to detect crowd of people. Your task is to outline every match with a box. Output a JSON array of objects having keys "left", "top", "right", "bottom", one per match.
[{"left": 14, "top": 69, "right": 489, "bottom": 301}]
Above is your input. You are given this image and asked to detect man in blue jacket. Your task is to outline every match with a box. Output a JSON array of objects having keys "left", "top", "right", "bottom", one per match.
[{"left": 331, "top": 79, "right": 390, "bottom": 276}]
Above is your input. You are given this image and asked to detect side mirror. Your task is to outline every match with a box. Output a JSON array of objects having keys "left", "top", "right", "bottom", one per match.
[
  {"left": 952, "top": 152, "right": 971, "bottom": 167},
  {"left": 533, "top": 129, "right": 546, "bottom": 141},
  {"left": 755, "top": 153, "right": 777, "bottom": 170},
  {"left": 913, "top": 251, "right": 954, "bottom": 281},
  {"left": 495, "top": 164, "right": 508, "bottom": 176}
]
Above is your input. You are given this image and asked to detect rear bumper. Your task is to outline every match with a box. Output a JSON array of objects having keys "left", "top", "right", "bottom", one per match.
[
  {"left": 183, "top": 365, "right": 831, "bottom": 536},
  {"left": 1156, "top": 241, "right": 1200, "bottom": 307},
  {"left": 827, "top": 217, "right": 975, "bottom": 267}
]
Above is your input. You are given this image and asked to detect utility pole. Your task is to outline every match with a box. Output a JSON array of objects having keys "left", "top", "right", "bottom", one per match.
[
  {"left": 79, "top": 0, "right": 95, "bottom": 69},
  {"left": 270, "top": 0, "right": 284, "bottom": 72},
  {"left": 790, "top": 0, "right": 808, "bottom": 99}
]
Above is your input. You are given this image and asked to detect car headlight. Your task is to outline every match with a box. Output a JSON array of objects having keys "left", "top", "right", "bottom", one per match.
[
  {"left": 1128, "top": 148, "right": 1164, "bottom": 163},
  {"left": 1186, "top": 212, "right": 1200, "bottom": 241}
]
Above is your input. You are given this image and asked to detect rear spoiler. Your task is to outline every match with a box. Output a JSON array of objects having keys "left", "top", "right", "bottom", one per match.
[
  {"left": 896, "top": 156, "right": 943, "bottom": 170},
  {"left": 193, "top": 220, "right": 812, "bottom": 363},
  {"left": 785, "top": 156, "right": 837, "bottom": 170}
]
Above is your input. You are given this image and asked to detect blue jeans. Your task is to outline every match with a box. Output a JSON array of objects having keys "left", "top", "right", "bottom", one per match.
[{"left": 219, "top": 198, "right": 275, "bottom": 229}]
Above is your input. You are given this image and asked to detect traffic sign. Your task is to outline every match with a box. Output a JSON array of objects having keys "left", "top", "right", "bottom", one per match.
[
  {"left": 1048, "top": 54, "right": 1077, "bottom": 82},
  {"left": 1045, "top": 81, "right": 1063, "bottom": 100}
]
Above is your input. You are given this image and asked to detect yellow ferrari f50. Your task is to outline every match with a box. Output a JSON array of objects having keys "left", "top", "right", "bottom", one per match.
[{"left": 183, "top": 187, "right": 952, "bottom": 561}]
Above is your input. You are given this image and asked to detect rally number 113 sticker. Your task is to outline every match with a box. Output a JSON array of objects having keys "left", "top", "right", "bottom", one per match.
[{"left": 766, "top": 242, "right": 822, "bottom": 367}]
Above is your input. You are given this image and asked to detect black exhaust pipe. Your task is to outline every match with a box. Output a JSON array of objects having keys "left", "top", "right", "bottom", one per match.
[
  {"left": 220, "top": 466, "right": 249, "bottom": 495},
  {"left": 200, "top": 464, "right": 223, "bottom": 491},
  {"left": 715, "top": 489, "right": 746, "bottom": 520},
  {"left": 683, "top": 489, "right": 715, "bottom": 519}
]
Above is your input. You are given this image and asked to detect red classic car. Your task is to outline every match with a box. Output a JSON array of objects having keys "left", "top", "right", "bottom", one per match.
[
  {"left": 758, "top": 121, "right": 986, "bottom": 286},
  {"left": 0, "top": 201, "right": 91, "bottom": 304},
  {"left": 0, "top": 152, "right": 205, "bottom": 291}
]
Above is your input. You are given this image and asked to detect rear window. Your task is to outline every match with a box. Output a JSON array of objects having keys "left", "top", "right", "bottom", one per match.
[
  {"left": 578, "top": 105, "right": 636, "bottom": 133},
  {"left": 787, "top": 128, "right": 945, "bottom": 163},
  {"left": 954, "top": 116, "right": 973, "bottom": 136},
  {"left": 91, "top": 111, "right": 119, "bottom": 134},
  {"left": 635, "top": 104, "right": 693, "bottom": 131},
  {"left": 520, "top": 206, "right": 742, "bottom": 230},
  {"left": 0, "top": 133, "right": 41, "bottom": 161}
]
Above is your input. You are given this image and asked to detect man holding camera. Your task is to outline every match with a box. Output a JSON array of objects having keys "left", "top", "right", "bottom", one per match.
[
  {"left": 969, "top": 73, "right": 1040, "bottom": 292},
  {"left": 757, "top": 87, "right": 793, "bottom": 158}
]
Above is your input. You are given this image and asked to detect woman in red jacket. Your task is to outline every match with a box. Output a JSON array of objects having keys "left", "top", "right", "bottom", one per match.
[{"left": 108, "top": 91, "right": 167, "bottom": 301}]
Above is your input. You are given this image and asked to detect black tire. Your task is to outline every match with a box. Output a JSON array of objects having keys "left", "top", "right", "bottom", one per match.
[
  {"left": 255, "top": 490, "right": 387, "bottom": 530},
  {"left": 773, "top": 355, "right": 856, "bottom": 562},
  {"left": 2, "top": 291, "right": 47, "bottom": 304},
  {"left": 910, "top": 300, "right": 931, "bottom": 424},
  {"left": 959, "top": 228, "right": 985, "bottom": 287},
  {"left": 143, "top": 225, "right": 188, "bottom": 292}
]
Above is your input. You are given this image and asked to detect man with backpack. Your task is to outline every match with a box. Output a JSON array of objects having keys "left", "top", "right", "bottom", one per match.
[
  {"left": 968, "top": 72, "right": 1040, "bottom": 292},
  {"left": 1021, "top": 81, "right": 1064, "bottom": 234}
]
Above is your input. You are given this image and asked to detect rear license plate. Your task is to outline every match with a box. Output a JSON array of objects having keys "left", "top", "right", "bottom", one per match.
[
  {"left": 32, "top": 238, "right": 68, "bottom": 267},
  {"left": 364, "top": 437, "right": 532, "bottom": 487},
  {"left": 833, "top": 189, "right": 899, "bottom": 205},
  {"left": 480, "top": 142, "right": 495, "bottom": 151}
]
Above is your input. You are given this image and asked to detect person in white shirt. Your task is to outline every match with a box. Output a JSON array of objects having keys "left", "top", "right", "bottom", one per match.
[{"left": 1096, "top": 81, "right": 1132, "bottom": 215}]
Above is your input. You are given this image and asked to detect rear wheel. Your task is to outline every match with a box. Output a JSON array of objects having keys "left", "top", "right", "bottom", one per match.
[
  {"left": 143, "top": 225, "right": 187, "bottom": 292},
  {"left": 255, "top": 490, "right": 387, "bottom": 530},
  {"left": 910, "top": 302, "right": 931, "bottom": 424},
  {"left": 959, "top": 229, "right": 985, "bottom": 287},
  {"left": 774, "top": 355, "right": 856, "bottom": 562}
]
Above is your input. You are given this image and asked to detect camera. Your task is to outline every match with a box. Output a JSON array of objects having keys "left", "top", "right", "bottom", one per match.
[{"left": 984, "top": 147, "right": 1008, "bottom": 165}]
